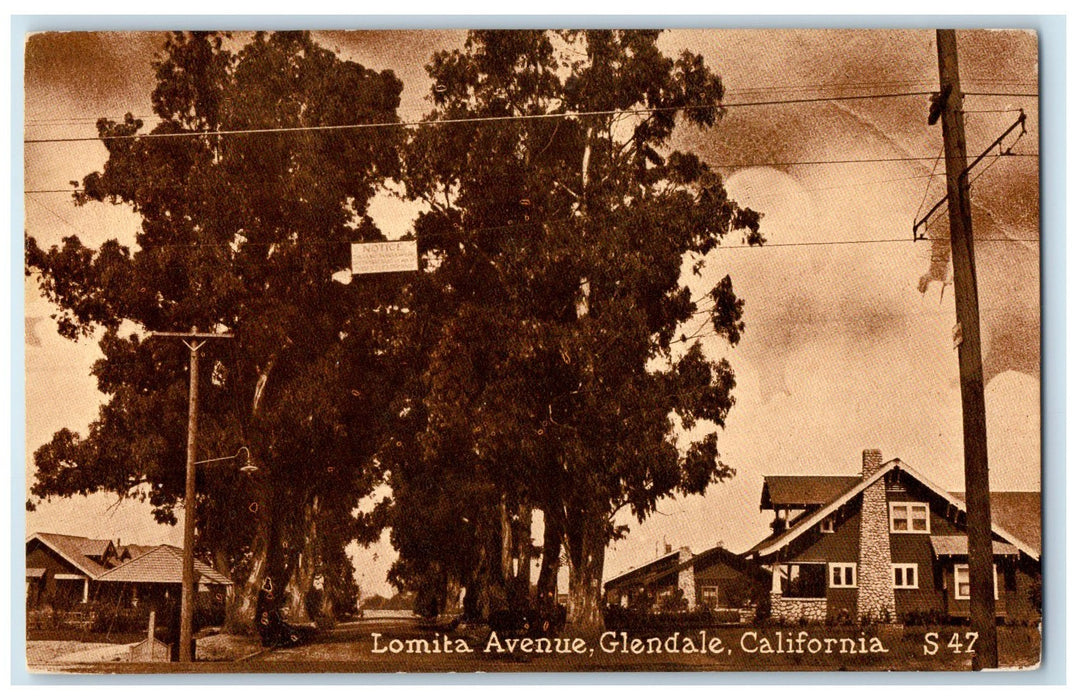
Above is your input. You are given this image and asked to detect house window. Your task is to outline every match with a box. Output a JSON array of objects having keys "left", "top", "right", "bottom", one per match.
[
  {"left": 892, "top": 564, "right": 918, "bottom": 589},
  {"left": 779, "top": 563, "right": 827, "bottom": 599},
  {"left": 954, "top": 564, "right": 998, "bottom": 600},
  {"left": 829, "top": 563, "right": 857, "bottom": 588},
  {"left": 700, "top": 585, "right": 720, "bottom": 609},
  {"left": 819, "top": 516, "right": 835, "bottom": 533},
  {"left": 890, "top": 502, "right": 930, "bottom": 533}
]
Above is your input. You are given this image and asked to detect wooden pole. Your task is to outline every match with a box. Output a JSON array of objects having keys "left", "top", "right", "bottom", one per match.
[
  {"left": 179, "top": 334, "right": 200, "bottom": 663},
  {"left": 149, "top": 328, "right": 233, "bottom": 663},
  {"left": 935, "top": 29, "right": 998, "bottom": 669},
  {"left": 147, "top": 609, "right": 156, "bottom": 660}
]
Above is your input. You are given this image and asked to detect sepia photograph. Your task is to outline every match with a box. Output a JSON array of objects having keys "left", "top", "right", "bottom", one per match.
[{"left": 22, "top": 25, "right": 1043, "bottom": 674}]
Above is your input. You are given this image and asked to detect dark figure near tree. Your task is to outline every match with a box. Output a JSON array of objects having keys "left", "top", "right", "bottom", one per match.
[{"left": 256, "top": 583, "right": 312, "bottom": 649}]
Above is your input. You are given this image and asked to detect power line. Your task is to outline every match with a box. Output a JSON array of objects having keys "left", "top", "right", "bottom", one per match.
[
  {"left": 22, "top": 78, "right": 1037, "bottom": 128},
  {"left": 25, "top": 91, "right": 956, "bottom": 145},
  {"left": 711, "top": 237, "right": 1035, "bottom": 250},
  {"left": 913, "top": 146, "right": 946, "bottom": 224},
  {"left": 964, "top": 92, "right": 1038, "bottom": 98},
  {"left": 25, "top": 194, "right": 95, "bottom": 239},
  {"left": 23, "top": 152, "right": 1039, "bottom": 195}
]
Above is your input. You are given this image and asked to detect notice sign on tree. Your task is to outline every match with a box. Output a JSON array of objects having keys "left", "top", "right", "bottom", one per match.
[{"left": 351, "top": 240, "right": 418, "bottom": 276}]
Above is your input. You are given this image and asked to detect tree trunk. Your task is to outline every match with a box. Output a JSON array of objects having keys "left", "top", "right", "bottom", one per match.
[
  {"left": 212, "top": 545, "right": 234, "bottom": 613},
  {"left": 499, "top": 493, "right": 514, "bottom": 585},
  {"left": 225, "top": 495, "right": 272, "bottom": 634},
  {"left": 512, "top": 503, "right": 532, "bottom": 606},
  {"left": 444, "top": 574, "right": 463, "bottom": 615},
  {"left": 318, "top": 580, "right": 335, "bottom": 622},
  {"left": 226, "top": 363, "right": 280, "bottom": 635},
  {"left": 463, "top": 576, "right": 482, "bottom": 621},
  {"left": 564, "top": 506, "right": 606, "bottom": 637},
  {"left": 536, "top": 508, "right": 562, "bottom": 610},
  {"left": 476, "top": 514, "right": 508, "bottom": 619},
  {"left": 283, "top": 496, "right": 318, "bottom": 624}
]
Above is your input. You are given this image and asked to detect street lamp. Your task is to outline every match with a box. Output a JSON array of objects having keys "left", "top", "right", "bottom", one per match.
[{"left": 196, "top": 446, "right": 259, "bottom": 475}]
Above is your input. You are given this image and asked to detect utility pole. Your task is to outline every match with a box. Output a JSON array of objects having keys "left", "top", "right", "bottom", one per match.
[
  {"left": 149, "top": 328, "right": 234, "bottom": 663},
  {"left": 934, "top": 29, "right": 998, "bottom": 669}
]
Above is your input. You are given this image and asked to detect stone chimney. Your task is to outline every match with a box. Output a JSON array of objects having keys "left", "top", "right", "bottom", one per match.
[
  {"left": 856, "top": 448, "right": 896, "bottom": 622},
  {"left": 862, "top": 448, "right": 884, "bottom": 478},
  {"left": 677, "top": 547, "right": 696, "bottom": 611}
]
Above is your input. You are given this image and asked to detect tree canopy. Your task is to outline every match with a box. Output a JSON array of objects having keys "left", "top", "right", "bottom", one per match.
[
  {"left": 27, "top": 29, "right": 763, "bottom": 633},
  {"left": 387, "top": 30, "right": 762, "bottom": 629},
  {"left": 26, "top": 30, "right": 406, "bottom": 629}
]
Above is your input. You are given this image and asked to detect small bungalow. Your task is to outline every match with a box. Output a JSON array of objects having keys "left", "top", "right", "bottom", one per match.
[
  {"left": 745, "top": 449, "right": 1041, "bottom": 624},
  {"left": 95, "top": 544, "right": 233, "bottom": 610},
  {"left": 605, "top": 546, "right": 687, "bottom": 611},
  {"left": 604, "top": 544, "right": 769, "bottom": 617}
]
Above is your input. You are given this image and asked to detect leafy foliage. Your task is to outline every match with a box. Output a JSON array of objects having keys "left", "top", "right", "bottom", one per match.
[
  {"left": 388, "top": 30, "right": 763, "bottom": 627},
  {"left": 26, "top": 31, "right": 406, "bottom": 628}
]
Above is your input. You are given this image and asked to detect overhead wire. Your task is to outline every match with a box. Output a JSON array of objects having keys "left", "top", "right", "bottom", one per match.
[
  {"left": 22, "top": 84, "right": 1038, "bottom": 254},
  {"left": 915, "top": 109, "right": 1032, "bottom": 238},
  {"left": 23, "top": 152, "right": 1039, "bottom": 195},
  {"left": 25, "top": 193, "right": 96, "bottom": 239},
  {"left": 23, "top": 78, "right": 1037, "bottom": 128},
  {"left": 24, "top": 90, "right": 1039, "bottom": 145},
  {"left": 912, "top": 146, "right": 946, "bottom": 226}
]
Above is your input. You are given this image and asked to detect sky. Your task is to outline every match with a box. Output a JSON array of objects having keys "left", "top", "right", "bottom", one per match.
[{"left": 22, "top": 28, "right": 1040, "bottom": 597}]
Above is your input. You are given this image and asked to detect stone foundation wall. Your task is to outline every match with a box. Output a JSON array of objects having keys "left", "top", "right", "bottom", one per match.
[{"left": 770, "top": 593, "right": 828, "bottom": 623}]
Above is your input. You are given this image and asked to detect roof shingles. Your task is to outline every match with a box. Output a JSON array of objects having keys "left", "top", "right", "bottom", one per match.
[
  {"left": 761, "top": 475, "right": 861, "bottom": 510},
  {"left": 96, "top": 545, "right": 231, "bottom": 586},
  {"left": 29, "top": 533, "right": 109, "bottom": 578}
]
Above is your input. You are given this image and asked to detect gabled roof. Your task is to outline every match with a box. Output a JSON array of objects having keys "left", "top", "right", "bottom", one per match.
[
  {"left": 604, "top": 551, "right": 680, "bottom": 589},
  {"left": 690, "top": 545, "right": 771, "bottom": 582},
  {"left": 760, "top": 475, "right": 861, "bottom": 510},
  {"left": 606, "top": 545, "right": 769, "bottom": 591},
  {"left": 96, "top": 545, "right": 231, "bottom": 586},
  {"left": 748, "top": 459, "right": 1040, "bottom": 561},
  {"left": 119, "top": 544, "right": 155, "bottom": 560},
  {"left": 27, "top": 532, "right": 109, "bottom": 579},
  {"left": 951, "top": 491, "right": 1041, "bottom": 555},
  {"left": 76, "top": 538, "right": 114, "bottom": 560}
]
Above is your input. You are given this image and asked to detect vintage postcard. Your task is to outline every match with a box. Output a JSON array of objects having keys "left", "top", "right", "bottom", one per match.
[{"left": 23, "top": 27, "right": 1042, "bottom": 673}]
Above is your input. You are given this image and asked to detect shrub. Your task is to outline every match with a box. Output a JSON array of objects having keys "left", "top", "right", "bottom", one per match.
[
  {"left": 754, "top": 596, "right": 771, "bottom": 623},
  {"left": 603, "top": 605, "right": 740, "bottom": 632},
  {"left": 1029, "top": 578, "right": 1042, "bottom": 614},
  {"left": 830, "top": 607, "right": 854, "bottom": 626},
  {"left": 88, "top": 601, "right": 145, "bottom": 634},
  {"left": 900, "top": 609, "right": 948, "bottom": 627}
]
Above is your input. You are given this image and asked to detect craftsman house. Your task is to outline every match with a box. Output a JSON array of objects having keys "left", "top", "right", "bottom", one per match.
[
  {"left": 26, "top": 532, "right": 231, "bottom": 617},
  {"left": 745, "top": 449, "right": 1041, "bottom": 624},
  {"left": 26, "top": 532, "right": 117, "bottom": 609},
  {"left": 604, "top": 544, "right": 769, "bottom": 618}
]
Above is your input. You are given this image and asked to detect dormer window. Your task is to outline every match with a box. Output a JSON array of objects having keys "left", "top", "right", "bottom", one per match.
[
  {"left": 819, "top": 516, "right": 836, "bottom": 533},
  {"left": 890, "top": 502, "right": 930, "bottom": 533}
]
